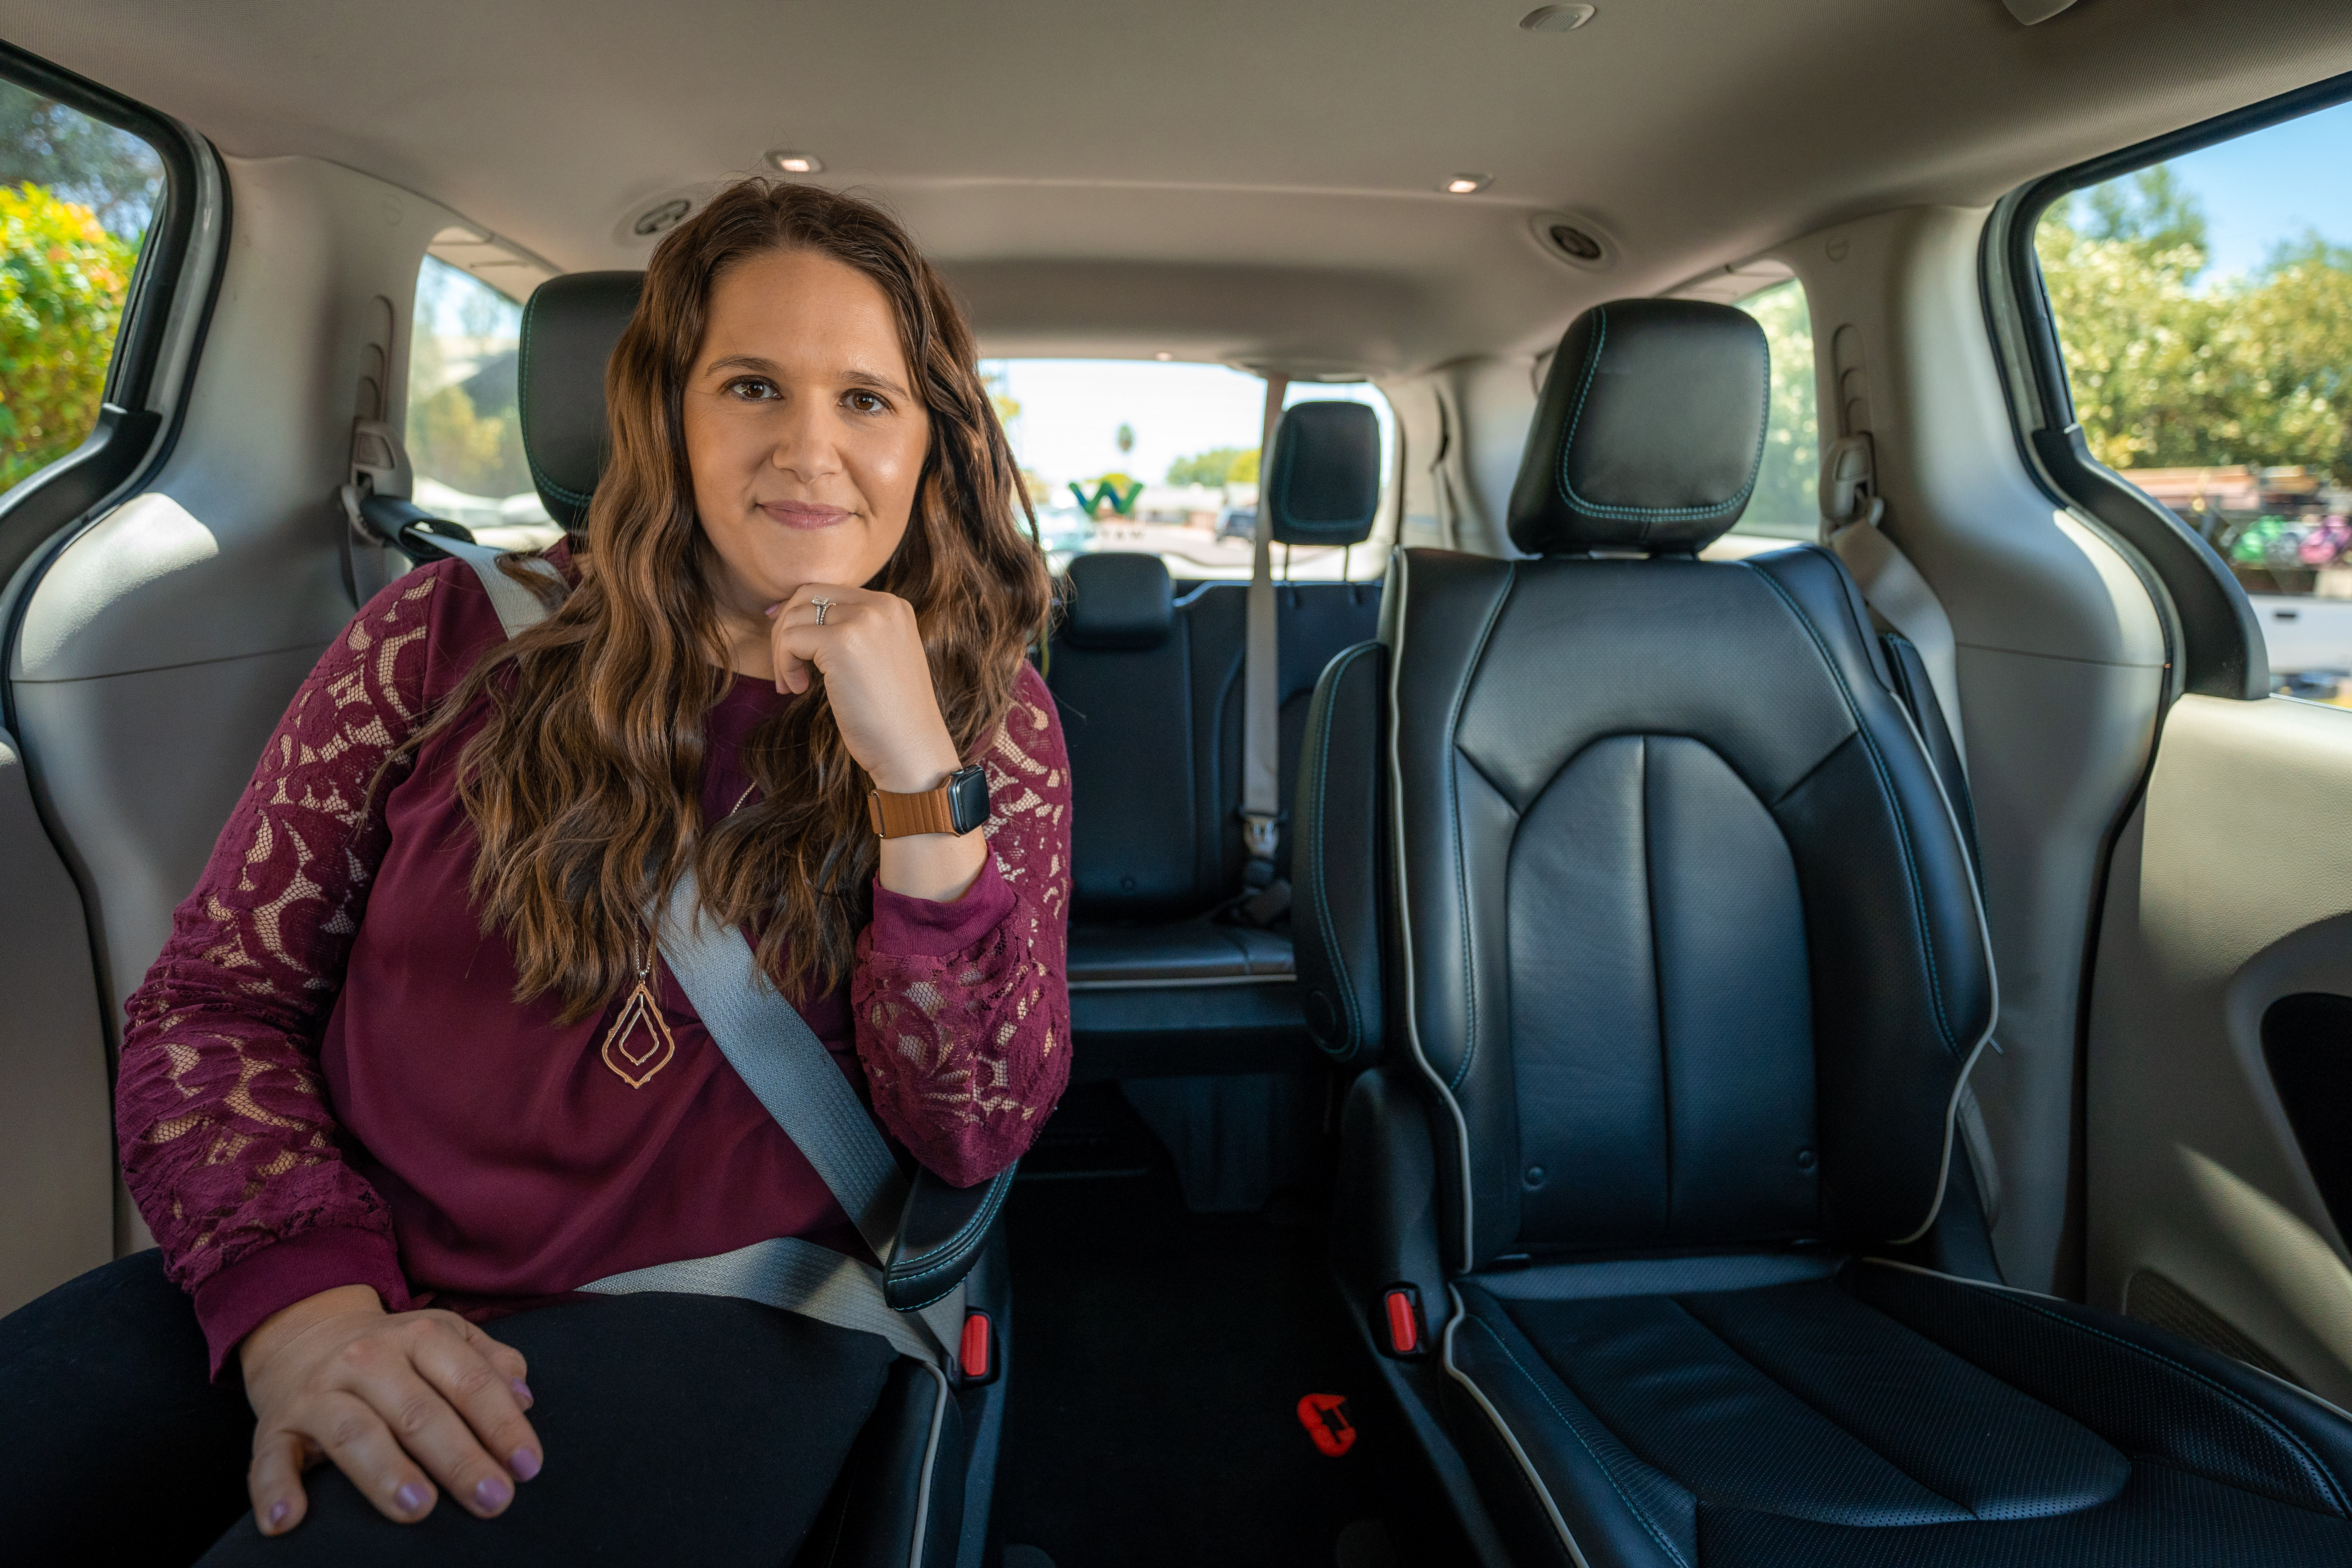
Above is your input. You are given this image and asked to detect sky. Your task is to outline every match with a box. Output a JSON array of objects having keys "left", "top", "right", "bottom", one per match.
[{"left": 2155, "top": 97, "right": 2352, "bottom": 279}]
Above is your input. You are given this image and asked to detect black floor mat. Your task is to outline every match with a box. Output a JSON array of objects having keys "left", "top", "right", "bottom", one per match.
[{"left": 990, "top": 1083, "right": 1468, "bottom": 1568}]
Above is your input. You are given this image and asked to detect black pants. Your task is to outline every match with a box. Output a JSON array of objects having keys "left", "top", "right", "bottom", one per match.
[{"left": 0, "top": 1250, "right": 894, "bottom": 1566}]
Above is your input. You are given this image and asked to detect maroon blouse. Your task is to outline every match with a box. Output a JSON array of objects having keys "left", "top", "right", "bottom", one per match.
[{"left": 115, "top": 556, "right": 1073, "bottom": 1374}]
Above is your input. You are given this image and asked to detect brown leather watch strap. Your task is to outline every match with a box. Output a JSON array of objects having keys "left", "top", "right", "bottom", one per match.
[{"left": 867, "top": 783, "right": 960, "bottom": 838}]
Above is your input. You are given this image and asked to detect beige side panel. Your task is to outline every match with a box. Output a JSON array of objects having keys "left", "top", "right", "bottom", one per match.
[
  {"left": 2089, "top": 693, "right": 2352, "bottom": 1405},
  {"left": 1783, "top": 205, "right": 2169, "bottom": 1294},
  {"left": 0, "top": 732, "right": 113, "bottom": 1313}
]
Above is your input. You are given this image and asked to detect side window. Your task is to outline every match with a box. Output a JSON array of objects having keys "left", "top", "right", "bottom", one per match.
[
  {"left": 1726, "top": 277, "right": 1820, "bottom": 548},
  {"left": 2035, "top": 103, "right": 2352, "bottom": 702},
  {"left": 981, "top": 357, "right": 1394, "bottom": 581},
  {"left": 0, "top": 78, "right": 164, "bottom": 496},
  {"left": 407, "top": 257, "right": 559, "bottom": 549}
]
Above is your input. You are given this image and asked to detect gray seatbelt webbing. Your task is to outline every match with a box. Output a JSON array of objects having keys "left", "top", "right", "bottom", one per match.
[
  {"left": 1240, "top": 373, "right": 1289, "bottom": 864},
  {"left": 650, "top": 875, "right": 908, "bottom": 1258},
  {"left": 1819, "top": 433, "right": 1965, "bottom": 767},
  {"left": 578, "top": 1237, "right": 950, "bottom": 1363},
  {"left": 1829, "top": 518, "right": 1966, "bottom": 768},
  {"left": 446, "top": 549, "right": 950, "bottom": 1366},
  {"left": 427, "top": 536, "right": 566, "bottom": 642}
]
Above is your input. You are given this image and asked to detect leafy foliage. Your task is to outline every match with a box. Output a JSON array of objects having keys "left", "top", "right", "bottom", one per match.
[
  {"left": 0, "top": 80, "right": 162, "bottom": 238},
  {"left": 2039, "top": 166, "right": 2352, "bottom": 483},
  {"left": 0, "top": 183, "right": 136, "bottom": 490},
  {"left": 407, "top": 259, "right": 532, "bottom": 499},
  {"left": 1165, "top": 444, "right": 1258, "bottom": 486},
  {"left": 1735, "top": 279, "right": 1821, "bottom": 538}
]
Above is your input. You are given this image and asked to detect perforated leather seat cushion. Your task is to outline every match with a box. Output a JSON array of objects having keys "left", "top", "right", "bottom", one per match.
[{"left": 1450, "top": 1259, "right": 2352, "bottom": 1567}]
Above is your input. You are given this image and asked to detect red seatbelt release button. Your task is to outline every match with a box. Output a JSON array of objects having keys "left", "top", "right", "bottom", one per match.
[
  {"left": 1378, "top": 1283, "right": 1428, "bottom": 1359},
  {"left": 958, "top": 1310, "right": 998, "bottom": 1384}
]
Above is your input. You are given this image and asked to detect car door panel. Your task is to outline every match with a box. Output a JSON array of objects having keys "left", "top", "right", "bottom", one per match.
[
  {"left": 2089, "top": 693, "right": 2352, "bottom": 1406},
  {"left": 0, "top": 729, "right": 113, "bottom": 1313}
]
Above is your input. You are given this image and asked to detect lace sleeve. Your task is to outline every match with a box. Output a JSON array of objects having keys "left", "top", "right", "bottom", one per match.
[
  {"left": 852, "top": 665, "right": 1073, "bottom": 1187},
  {"left": 116, "top": 568, "right": 456, "bottom": 1342}
]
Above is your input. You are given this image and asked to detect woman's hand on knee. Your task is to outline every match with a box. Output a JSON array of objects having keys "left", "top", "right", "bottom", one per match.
[{"left": 237, "top": 1284, "right": 544, "bottom": 1535}]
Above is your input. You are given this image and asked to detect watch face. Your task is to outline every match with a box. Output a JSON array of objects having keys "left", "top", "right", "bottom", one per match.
[{"left": 948, "top": 764, "right": 991, "bottom": 835}]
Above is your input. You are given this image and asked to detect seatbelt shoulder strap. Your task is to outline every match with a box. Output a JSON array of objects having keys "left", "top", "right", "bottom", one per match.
[
  {"left": 1821, "top": 433, "right": 1966, "bottom": 768},
  {"left": 1242, "top": 374, "right": 1289, "bottom": 865},
  {"left": 441, "top": 548, "right": 950, "bottom": 1366}
]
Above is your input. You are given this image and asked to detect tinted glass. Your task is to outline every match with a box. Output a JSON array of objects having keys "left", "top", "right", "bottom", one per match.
[
  {"left": 1731, "top": 277, "right": 1819, "bottom": 543},
  {"left": 0, "top": 77, "right": 164, "bottom": 496},
  {"left": 408, "top": 257, "right": 557, "bottom": 547},
  {"left": 2035, "top": 101, "right": 2352, "bottom": 701},
  {"left": 983, "top": 358, "right": 1393, "bottom": 581}
]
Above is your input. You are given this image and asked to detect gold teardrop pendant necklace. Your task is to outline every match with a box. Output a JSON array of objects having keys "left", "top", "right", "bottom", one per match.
[{"left": 599, "top": 927, "right": 676, "bottom": 1089}]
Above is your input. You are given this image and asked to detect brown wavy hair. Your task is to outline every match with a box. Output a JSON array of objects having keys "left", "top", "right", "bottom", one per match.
[{"left": 402, "top": 179, "right": 1049, "bottom": 1022}]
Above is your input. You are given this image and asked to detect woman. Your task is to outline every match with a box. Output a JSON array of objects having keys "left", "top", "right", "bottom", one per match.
[{"left": 0, "top": 180, "right": 1071, "bottom": 1563}]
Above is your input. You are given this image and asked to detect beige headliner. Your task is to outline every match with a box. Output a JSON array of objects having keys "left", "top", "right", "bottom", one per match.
[{"left": 9, "top": 0, "right": 2352, "bottom": 374}]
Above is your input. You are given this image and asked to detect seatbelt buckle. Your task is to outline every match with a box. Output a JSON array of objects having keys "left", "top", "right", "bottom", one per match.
[
  {"left": 958, "top": 1309, "right": 999, "bottom": 1385},
  {"left": 1240, "top": 809, "right": 1282, "bottom": 863},
  {"left": 1374, "top": 1282, "right": 1429, "bottom": 1359}
]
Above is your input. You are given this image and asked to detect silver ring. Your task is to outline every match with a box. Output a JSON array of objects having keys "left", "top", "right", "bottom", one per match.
[{"left": 811, "top": 597, "right": 834, "bottom": 625}]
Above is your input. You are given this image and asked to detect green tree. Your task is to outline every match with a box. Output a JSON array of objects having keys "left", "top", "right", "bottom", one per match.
[
  {"left": 1115, "top": 422, "right": 1135, "bottom": 458},
  {"left": 1735, "top": 279, "right": 1821, "bottom": 537},
  {"left": 2037, "top": 166, "right": 2352, "bottom": 483},
  {"left": 0, "top": 183, "right": 136, "bottom": 491},
  {"left": 0, "top": 81, "right": 162, "bottom": 239},
  {"left": 2080, "top": 163, "right": 2209, "bottom": 265},
  {"left": 1165, "top": 445, "right": 1256, "bottom": 486}
]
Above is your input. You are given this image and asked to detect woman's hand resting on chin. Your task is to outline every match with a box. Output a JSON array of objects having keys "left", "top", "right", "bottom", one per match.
[
  {"left": 763, "top": 583, "right": 989, "bottom": 903},
  {"left": 239, "top": 1284, "right": 543, "bottom": 1535}
]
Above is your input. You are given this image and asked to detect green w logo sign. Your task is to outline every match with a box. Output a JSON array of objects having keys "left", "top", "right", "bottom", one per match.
[{"left": 1069, "top": 479, "right": 1144, "bottom": 517}]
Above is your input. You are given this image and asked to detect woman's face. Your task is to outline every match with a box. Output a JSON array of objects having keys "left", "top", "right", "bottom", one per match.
[{"left": 682, "top": 248, "right": 931, "bottom": 619}]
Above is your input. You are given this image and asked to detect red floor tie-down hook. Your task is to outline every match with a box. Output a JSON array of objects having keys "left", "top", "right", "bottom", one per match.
[{"left": 1296, "top": 1392, "right": 1357, "bottom": 1457}]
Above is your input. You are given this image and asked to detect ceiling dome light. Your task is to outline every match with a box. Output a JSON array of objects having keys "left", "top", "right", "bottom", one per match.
[
  {"left": 1154, "top": 351, "right": 1174, "bottom": 361},
  {"left": 1444, "top": 173, "right": 1493, "bottom": 195},
  {"left": 1519, "top": 4, "right": 1596, "bottom": 30},
  {"left": 766, "top": 149, "right": 824, "bottom": 175}
]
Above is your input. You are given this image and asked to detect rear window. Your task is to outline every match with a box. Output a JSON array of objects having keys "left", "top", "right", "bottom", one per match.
[
  {"left": 983, "top": 357, "right": 1394, "bottom": 581},
  {"left": 2033, "top": 101, "right": 2352, "bottom": 700},
  {"left": 0, "top": 77, "right": 165, "bottom": 496}
]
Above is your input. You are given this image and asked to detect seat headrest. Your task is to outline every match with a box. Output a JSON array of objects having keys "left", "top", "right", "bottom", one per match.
[
  {"left": 1265, "top": 400, "right": 1381, "bottom": 548},
  {"left": 1507, "top": 298, "right": 1770, "bottom": 556},
  {"left": 519, "top": 271, "right": 644, "bottom": 533},
  {"left": 1062, "top": 552, "right": 1174, "bottom": 650}
]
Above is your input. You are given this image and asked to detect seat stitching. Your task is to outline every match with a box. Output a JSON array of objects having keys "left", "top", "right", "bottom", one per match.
[
  {"left": 890, "top": 1171, "right": 1013, "bottom": 1281},
  {"left": 1308, "top": 642, "right": 1377, "bottom": 1051},
  {"left": 1549, "top": 306, "right": 1772, "bottom": 526},
  {"left": 1663, "top": 1294, "right": 1980, "bottom": 1519},
  {"left": 1903, "top": 1277, "right": 2352, "bottom": 1517},
  {"left": 1741, "top": 554, "right": 1954, "bottom": 1054},
  {"left": 1446, "top": 565, "right": 1518, "bottom": 1093},
  {"left": 1469, "top": 1314, "right": 1694, "bottom": 1568}
]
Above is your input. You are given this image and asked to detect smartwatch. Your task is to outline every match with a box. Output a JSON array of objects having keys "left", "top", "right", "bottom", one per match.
[{"left": 867, "top": 764, "right": 990, "bottom": 838}]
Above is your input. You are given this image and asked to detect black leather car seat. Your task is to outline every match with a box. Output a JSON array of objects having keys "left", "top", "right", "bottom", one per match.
[
  {"left": 1297, "top": 297, "right": 2352, "bottom": 1566},
  {"left": 1046, "top": 401, "right": 1382, "bottom": 1077}
]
